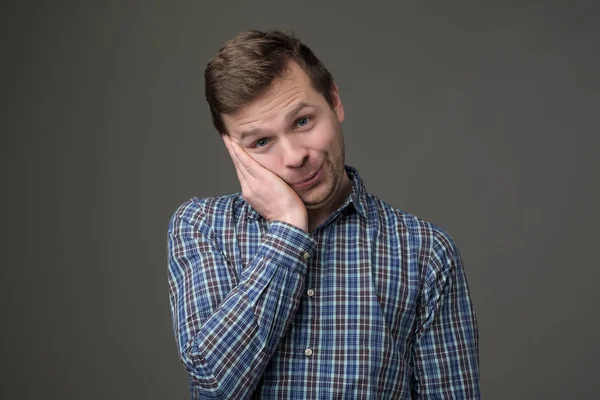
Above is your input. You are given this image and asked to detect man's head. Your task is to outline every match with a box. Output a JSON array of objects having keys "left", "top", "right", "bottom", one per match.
[
  {"left": 205, "top": 30, "right": 350, "bottom": 212},
  {"left": 205, "top": 30, "right": 335, "bottom": 135}
]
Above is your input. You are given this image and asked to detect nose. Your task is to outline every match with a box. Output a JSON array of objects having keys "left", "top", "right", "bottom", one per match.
[{"left": 281, "top": 137, "right": 309, "bottom": 168}]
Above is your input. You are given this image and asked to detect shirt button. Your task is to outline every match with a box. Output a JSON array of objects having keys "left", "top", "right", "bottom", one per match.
[
  {"left": 304, "top": 348, "right": 313, "bottom": 357},
  {"left": 306, "top": 289, "right": 315, "bottom": 297},
  {"left": 303, "top": 252, "right": 310, "bottom": 260}
]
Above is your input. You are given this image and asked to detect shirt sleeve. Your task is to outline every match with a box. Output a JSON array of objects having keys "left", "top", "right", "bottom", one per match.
[
  {"left": 411, "top": 234, "right": 480, "bottom": 399},
  {"left": 167, "top": 211, "right": 316, "bottom": 399}
]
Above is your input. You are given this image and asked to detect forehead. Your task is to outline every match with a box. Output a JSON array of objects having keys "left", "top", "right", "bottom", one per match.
[{"left": 223, "top": 62, "right": 324, "bottom": 133}]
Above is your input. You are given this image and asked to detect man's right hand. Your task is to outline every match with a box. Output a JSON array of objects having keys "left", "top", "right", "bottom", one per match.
[{"left": 223, "top": 134, "right": 308, "bottom": 232}]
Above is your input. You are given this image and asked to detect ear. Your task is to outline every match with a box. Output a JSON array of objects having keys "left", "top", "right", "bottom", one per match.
[{"left": 330, "top": 84, "right": 345, "bottom": 123}]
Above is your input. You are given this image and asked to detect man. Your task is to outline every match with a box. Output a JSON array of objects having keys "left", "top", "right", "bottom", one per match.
[{"left": 167, "top": 30, "right": 480, "bottom": 399}]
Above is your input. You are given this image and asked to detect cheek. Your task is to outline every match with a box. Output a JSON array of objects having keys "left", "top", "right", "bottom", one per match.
[
  {"left": 250, "top": 153, "right": 282, "bottom": 174},
  {"left": 311, "top": 123, "right": 339, "bottom": 151}
]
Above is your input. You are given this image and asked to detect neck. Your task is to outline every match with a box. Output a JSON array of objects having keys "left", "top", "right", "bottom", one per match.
[{"left": 307, "top": 171, "right": 352, "bottom": 232}]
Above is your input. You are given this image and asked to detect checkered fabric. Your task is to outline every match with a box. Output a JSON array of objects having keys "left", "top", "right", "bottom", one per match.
[{"left": 167, "top": 166, "right": 479, "bottom": 399}]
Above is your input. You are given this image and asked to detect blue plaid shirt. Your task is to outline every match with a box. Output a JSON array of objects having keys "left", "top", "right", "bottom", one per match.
[{"left": 167, "top": 166, "right": 479, "bottom": 399}]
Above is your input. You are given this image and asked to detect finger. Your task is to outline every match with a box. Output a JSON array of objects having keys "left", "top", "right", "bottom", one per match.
[
  {"left": 227, "top": 138, "right": 257, "bottom": 175},
  {"left": 222, "top": 135, "right": 239, "bottom": 166},
  {"left": 223, "top": 135, "right": 254, "bottom": 187},
  {"left": 233, "top": 159, "right": 248, "bottom": 187},
  {"left": 223, "top": 135, "right": 252, "bottom": 176},
  {"left": 226, "top": 139, "right": 255, "bottom": 186}
]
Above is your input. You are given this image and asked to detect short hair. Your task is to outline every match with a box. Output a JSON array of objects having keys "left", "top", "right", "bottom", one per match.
[{"left": 205, "top": 29, "right": 335, "bottom": 135}]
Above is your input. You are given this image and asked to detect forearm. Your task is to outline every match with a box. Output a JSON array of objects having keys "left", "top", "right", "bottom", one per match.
[
  {"left": 169, "top": 219, "right": 315, "bottom": 399},
  {"left": 412, "top": 239, "right": 480, "bottom": 399}
]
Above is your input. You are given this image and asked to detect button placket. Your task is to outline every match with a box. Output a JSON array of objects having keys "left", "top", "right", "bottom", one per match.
[{"left": 302, "top": 249, "right": 315, "bottom": 361}]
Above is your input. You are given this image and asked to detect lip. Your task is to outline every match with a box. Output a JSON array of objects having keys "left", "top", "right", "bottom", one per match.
[{"left": 292, "top": 167, "right": 322, "bottom": 189}]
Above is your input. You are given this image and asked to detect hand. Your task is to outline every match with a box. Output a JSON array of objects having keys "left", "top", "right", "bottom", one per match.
[{"left": 222, "top": 135, "right": 308, "bottom": 232}]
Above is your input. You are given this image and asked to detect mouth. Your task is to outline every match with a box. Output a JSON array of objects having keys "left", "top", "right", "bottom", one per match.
[{"left": 291, "top": 166, "right": 322, "bottom": 189}]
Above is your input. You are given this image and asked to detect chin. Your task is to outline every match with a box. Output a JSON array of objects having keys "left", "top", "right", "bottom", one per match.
[
  {"left": 302, "top": 183, "right": 336, "bottom": 209},
  {"left": 301, "top": 161, "right": 344, "bottom": 209}
]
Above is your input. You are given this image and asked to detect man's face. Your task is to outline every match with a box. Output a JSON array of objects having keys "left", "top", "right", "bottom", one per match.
[{"left": 222, "top": 61, "right": 347, "bottom": 210}]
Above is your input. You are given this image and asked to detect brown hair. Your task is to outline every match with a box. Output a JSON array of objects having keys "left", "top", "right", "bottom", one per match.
[{"left": 205, "top": 29, "right": 335, "bottom": 134}]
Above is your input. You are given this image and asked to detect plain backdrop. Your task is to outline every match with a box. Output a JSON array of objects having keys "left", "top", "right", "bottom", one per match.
[{"left": 2, "top": 1, "right": 599, "bottom": 399}]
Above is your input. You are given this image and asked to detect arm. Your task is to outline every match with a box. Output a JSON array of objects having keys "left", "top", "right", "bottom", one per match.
[
  {"left": 411, "top": 233, "right": 480, "bottom": 399},
  {"left": 168, "top": 207, "right": 315, "bottom": 399}
]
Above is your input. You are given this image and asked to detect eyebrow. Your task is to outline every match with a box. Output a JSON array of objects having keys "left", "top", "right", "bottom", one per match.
[{"left": 238, "top": 102, "right": 316, "bottom": 141}]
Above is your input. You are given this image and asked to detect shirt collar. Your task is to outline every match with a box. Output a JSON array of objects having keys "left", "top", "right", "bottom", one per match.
[
  {"left": 343, "top": 165, "right": 369, "bottom": 219},
  {"left": 246, "top": 165, "right": 368, "bottom": 220}
]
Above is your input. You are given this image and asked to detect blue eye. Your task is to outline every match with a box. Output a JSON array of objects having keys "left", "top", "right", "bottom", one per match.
[
  {"left": 254, "top": 138, "right": 270, "bottom": 148},
  {"left": 296, "top": 117, "right": 310, "bottom": 127}
]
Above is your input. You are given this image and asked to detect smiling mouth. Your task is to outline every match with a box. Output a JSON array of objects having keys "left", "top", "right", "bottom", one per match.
[
  {"left": 290, "top": 166, "right": 322, "bottom": 189},
  {"left": 295, "top": 170, "right": 319, "bottom": 184}
]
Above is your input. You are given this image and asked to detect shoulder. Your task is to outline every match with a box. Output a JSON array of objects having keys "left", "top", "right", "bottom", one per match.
[
  {"left": 366, "top": 192, "right": 460, "bottom": 261},
  {"left": 167, "top": 193, "right": 246, "bottom": 233}
]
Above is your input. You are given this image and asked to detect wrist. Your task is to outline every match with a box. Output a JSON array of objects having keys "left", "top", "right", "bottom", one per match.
[{"left": 279, "top": 214, "right": 308, "bottom": 232}]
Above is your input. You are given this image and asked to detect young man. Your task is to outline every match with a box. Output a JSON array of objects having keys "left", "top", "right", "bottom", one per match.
[{"left": 167, "top": 30, "right": 480, "bottom": 399}]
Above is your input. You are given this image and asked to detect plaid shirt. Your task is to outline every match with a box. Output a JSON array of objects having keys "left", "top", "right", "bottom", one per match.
[{"left": 167, "top": 166, "right": 480, "bottom": 399}]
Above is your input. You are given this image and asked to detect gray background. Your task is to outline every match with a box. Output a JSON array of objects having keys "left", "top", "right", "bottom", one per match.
[{"left": 3, "top": 1, "right": 599, "bottom": 399}]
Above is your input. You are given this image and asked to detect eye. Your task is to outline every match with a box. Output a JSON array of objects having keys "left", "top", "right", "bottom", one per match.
[
  {"left": 295, "top": 117, "right": 311, "bottom": 128},
  {"left": 253, "top": 138, "right": 270, "bottom": 148}
]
